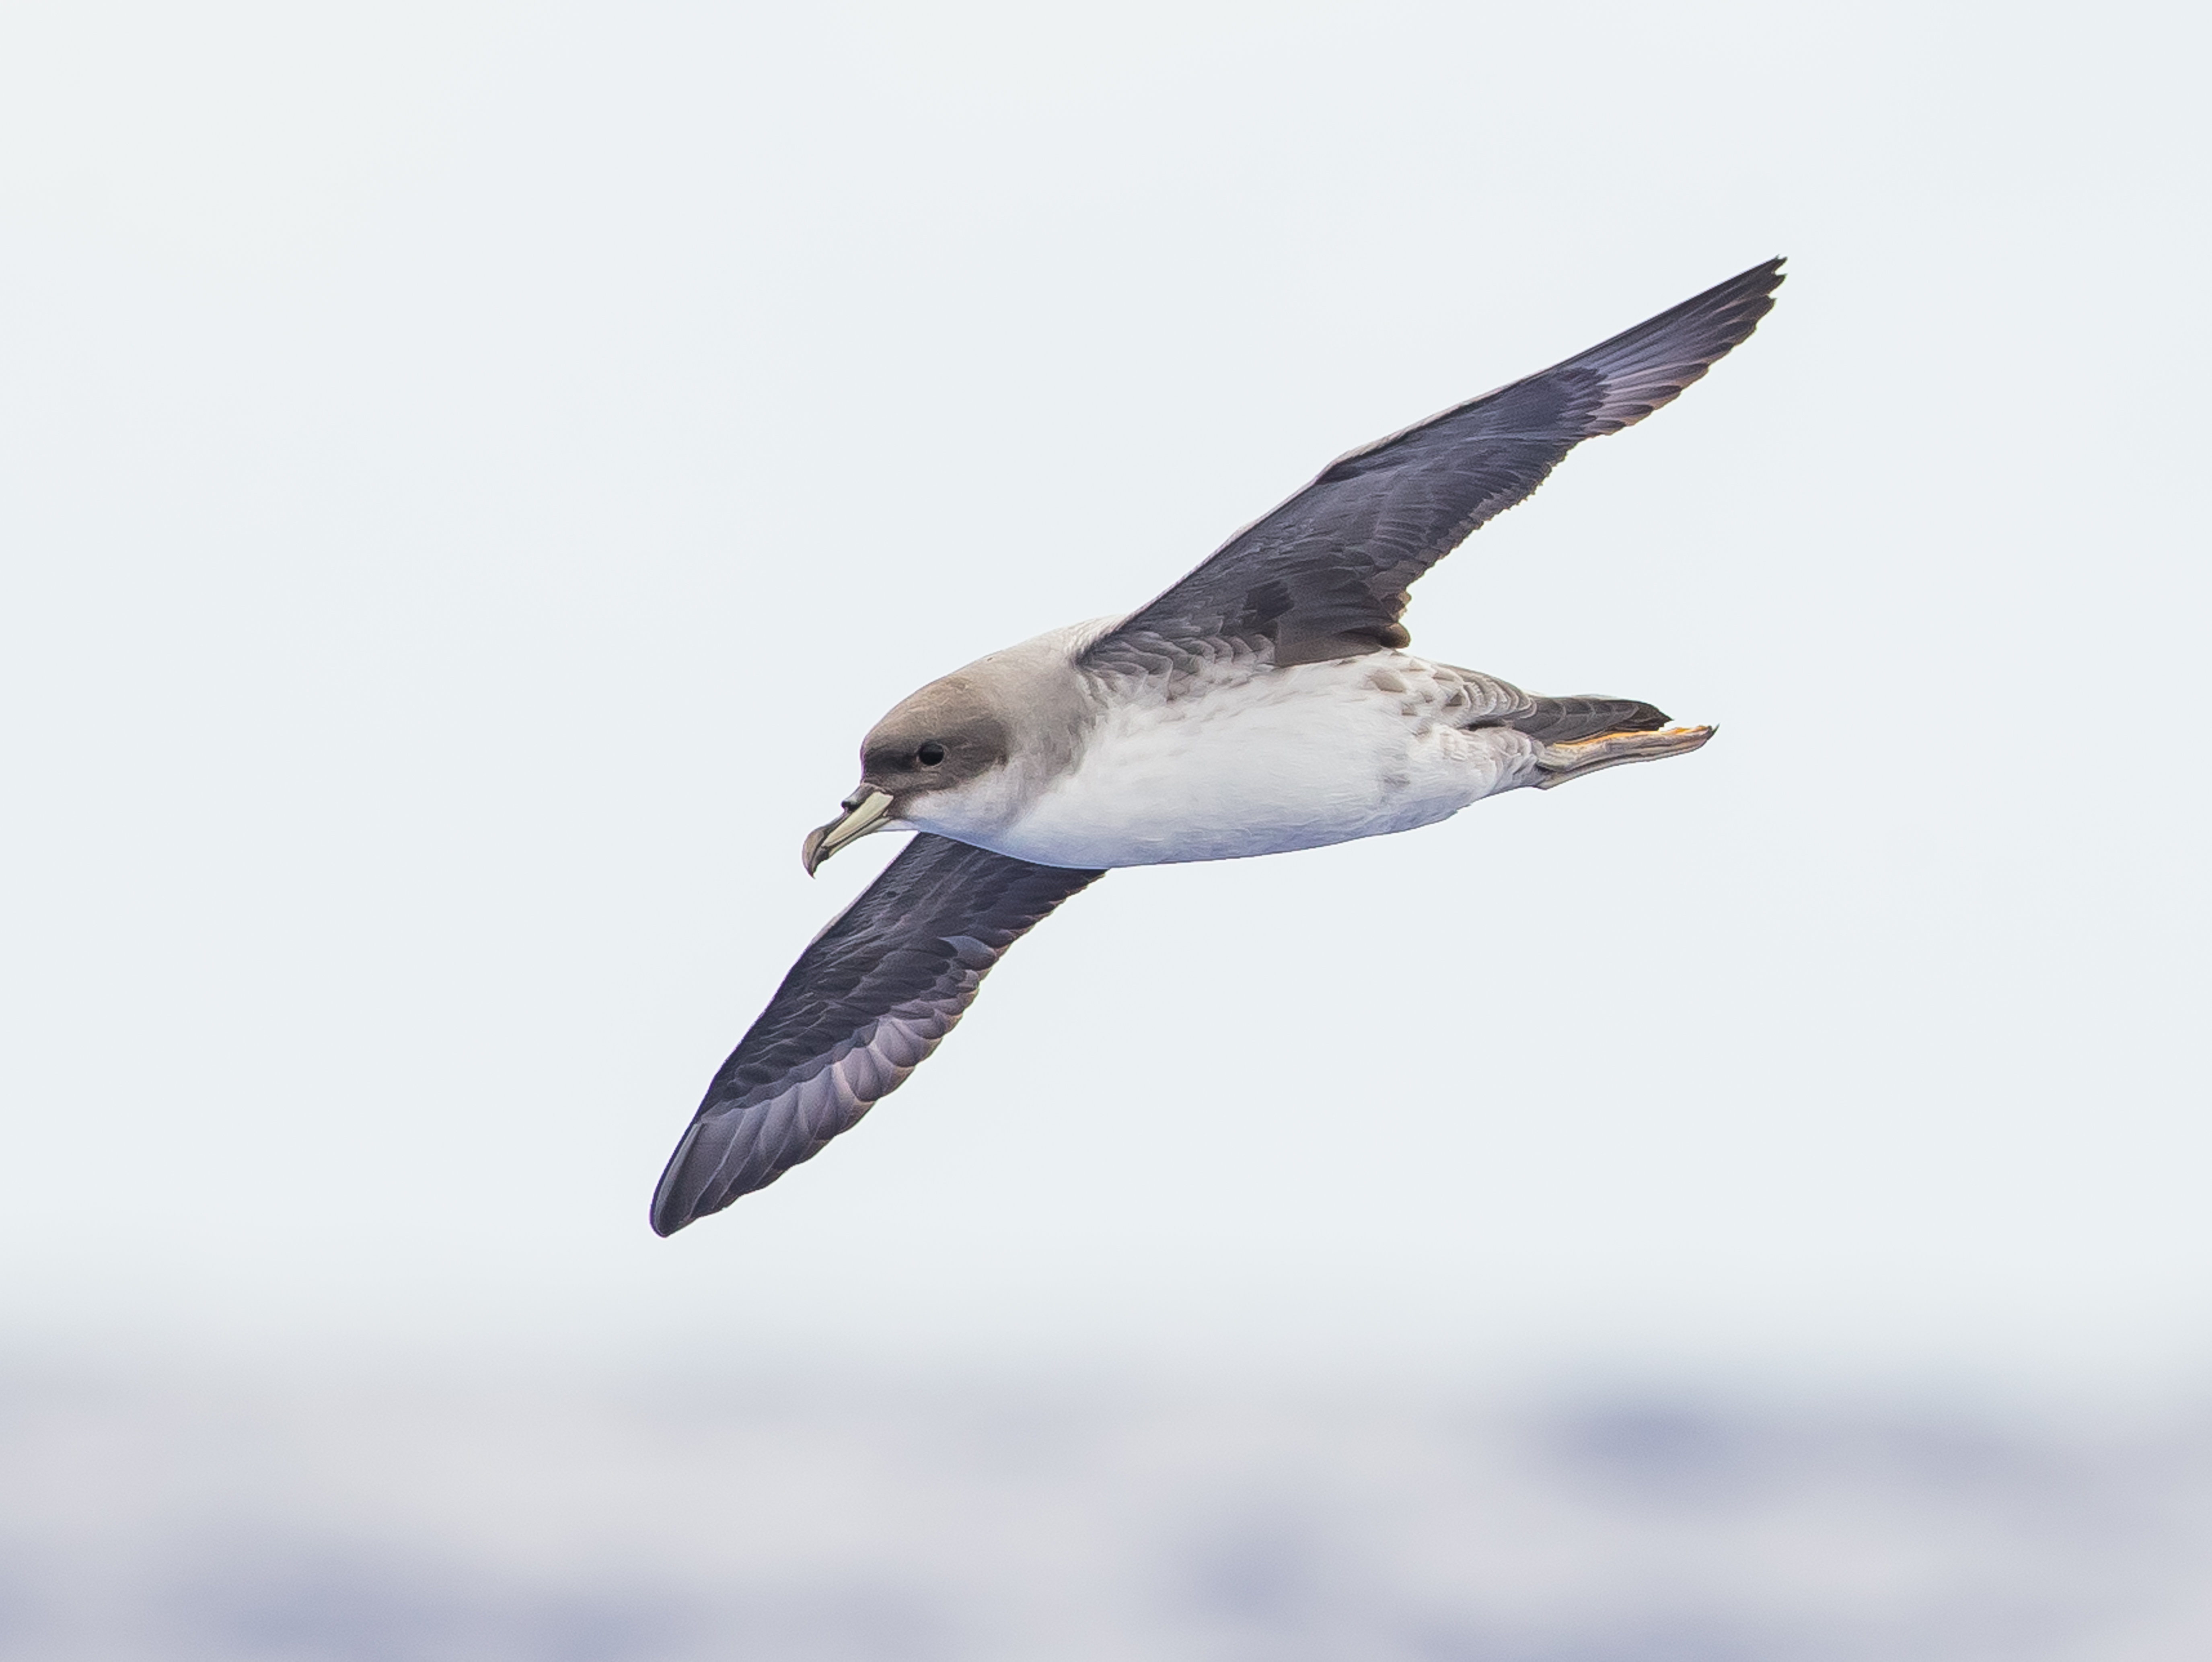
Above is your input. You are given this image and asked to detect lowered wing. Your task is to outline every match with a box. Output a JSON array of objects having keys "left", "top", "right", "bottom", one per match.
[{"left": 651, "top": 835, "right": 1104, "bottom": 1234}]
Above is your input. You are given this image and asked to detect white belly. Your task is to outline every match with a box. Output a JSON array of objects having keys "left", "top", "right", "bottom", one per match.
[{"left": 970, "top": 656, "right": 1539, "bottom": 868}]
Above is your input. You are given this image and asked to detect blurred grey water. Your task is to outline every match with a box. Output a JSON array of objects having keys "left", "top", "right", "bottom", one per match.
[{"left": 3, "top": 1363, "right": 2209, "bottom": 1661}]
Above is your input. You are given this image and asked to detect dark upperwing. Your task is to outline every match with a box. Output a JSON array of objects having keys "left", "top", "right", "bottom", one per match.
[{"left": 1087, "top": 258, "right": 1783, "bottom": 674}]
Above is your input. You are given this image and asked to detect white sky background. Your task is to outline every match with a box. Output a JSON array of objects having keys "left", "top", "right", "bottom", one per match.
[{"left": 1, "top": 1, "right": 2205, "bottom": 1393}]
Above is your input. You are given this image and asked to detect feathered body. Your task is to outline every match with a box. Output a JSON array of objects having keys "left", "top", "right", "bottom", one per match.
[{"left": 895, "top": 621, "right": 1598, "bottom": 869}]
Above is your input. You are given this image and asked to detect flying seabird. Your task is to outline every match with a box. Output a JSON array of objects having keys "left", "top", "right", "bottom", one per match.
[{"left": 650, "top": 258, "right": 1784, "bottom": 1235}]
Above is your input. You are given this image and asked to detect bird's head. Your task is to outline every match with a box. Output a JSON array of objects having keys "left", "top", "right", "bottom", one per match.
[{"left": 802, "top": 670, "right": 1016, "bottom": 874}]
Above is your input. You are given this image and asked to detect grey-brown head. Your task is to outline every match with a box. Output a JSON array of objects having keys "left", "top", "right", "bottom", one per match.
[{"left": 801, "top": 670, "right": 1017, "bottom": 874}]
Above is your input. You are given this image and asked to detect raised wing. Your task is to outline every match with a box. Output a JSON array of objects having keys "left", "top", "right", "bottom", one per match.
[
  {"left": 1088, "top": 258, "right": 1783, "bottom": 673},
  {"left": 650, "top": 835, "right": 1104, "bottom": 1234}
]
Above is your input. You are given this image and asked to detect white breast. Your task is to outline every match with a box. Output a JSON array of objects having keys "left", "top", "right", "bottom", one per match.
[{"left": 956, "top": 655, "right": 1538, "bottom": 869}]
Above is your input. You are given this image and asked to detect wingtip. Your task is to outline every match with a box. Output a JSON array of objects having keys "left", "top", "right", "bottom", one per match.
[
  {"left": 648, "top": 1123, "right": 703, "bottom": 1238},
  {"left": 1700, "top": 256, "right": 1786, "bottom": 319},
  {"left": 1724, "top": 255, "right": 1786, "bottom": 309}
]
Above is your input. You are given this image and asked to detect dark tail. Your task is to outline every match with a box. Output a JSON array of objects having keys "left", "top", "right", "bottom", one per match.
[{"left": 1480, "top": 696, "right": 1670, "bottom": 745}]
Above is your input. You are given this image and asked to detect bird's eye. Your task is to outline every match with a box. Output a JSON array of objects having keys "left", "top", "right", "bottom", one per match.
[{"left": 917, "top": 741, "right": 947, "bottom": 767}]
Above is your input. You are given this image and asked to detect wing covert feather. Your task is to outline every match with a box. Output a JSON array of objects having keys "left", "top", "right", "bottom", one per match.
[{"left": 651, "top": 835, "right": 1104, "bottom": 1234}]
